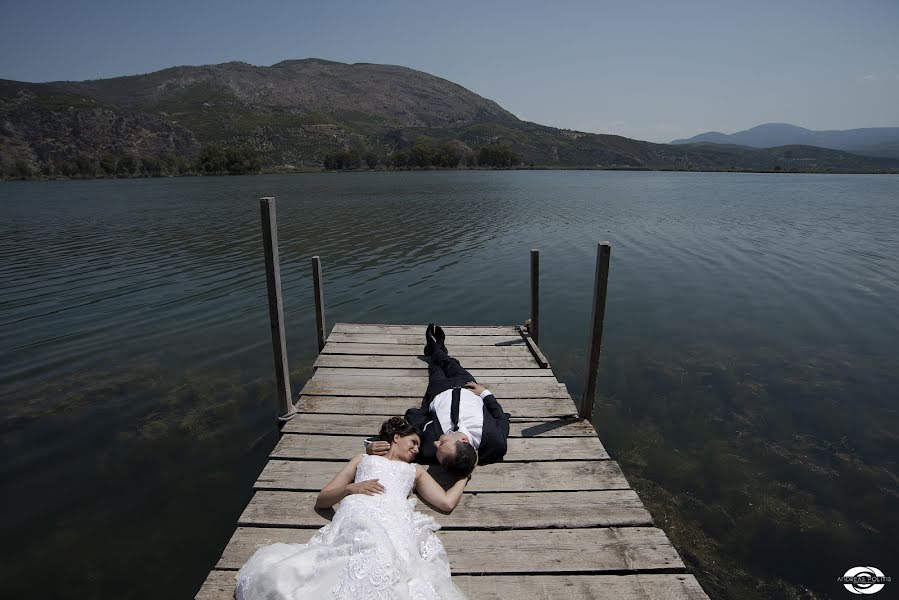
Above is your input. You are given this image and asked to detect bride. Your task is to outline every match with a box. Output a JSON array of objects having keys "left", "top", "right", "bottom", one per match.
[{"left": 235, "top": 417, "right": 470, "bottom": 599}]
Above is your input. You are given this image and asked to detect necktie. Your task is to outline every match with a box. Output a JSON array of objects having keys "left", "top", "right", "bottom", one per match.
[{"left": 450, "top": 387, "right": 461, "bottom": 432}]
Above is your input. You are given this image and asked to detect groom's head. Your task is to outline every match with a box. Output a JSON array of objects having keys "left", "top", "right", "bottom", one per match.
[{"left": 434, "top": 432, "right": 477, "bottom": 478}]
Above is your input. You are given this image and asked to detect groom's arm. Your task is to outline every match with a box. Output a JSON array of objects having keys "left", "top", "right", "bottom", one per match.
[
  {"left": 466, "top": 383, "right": 509, "bottom": 429},
  {"left": 465, "top": 383, "right": 509, "bottom": 463},
  {"left": 363, "top": 436, "right": 389, "bottom": 456}
]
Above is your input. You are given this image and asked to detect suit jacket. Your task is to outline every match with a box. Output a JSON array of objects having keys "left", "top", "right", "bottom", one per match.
[{"left": 404, "top": 390, "right": 511, "bottom": 465}]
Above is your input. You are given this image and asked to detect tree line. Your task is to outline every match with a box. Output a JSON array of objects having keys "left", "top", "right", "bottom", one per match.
[
  {"left": 323, "top": 143, "right": 522, "bottom": 171},
  {"left": 4, "top": 144, "right": 262, "bottom": 179}
]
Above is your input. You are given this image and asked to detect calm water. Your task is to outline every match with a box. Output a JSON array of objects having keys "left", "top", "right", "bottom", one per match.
[{"left": 1, "top": 172, "right": 897, "bottom": 599}]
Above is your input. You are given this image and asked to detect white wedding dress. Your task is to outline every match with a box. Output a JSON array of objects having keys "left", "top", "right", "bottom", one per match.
[{"left": 235, "top": 454, "right": 467, "bottom": 600}]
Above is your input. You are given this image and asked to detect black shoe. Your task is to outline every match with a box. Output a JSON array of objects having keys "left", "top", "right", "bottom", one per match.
[
  {"left": 424, "top": 324, "right": 437, "bottom": 356},
  {"left": 434, "top": 325, "right": 446, "bottom": 345}
]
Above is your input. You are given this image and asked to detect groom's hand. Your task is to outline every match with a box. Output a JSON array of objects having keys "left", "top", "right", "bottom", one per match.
[
  {"left": 465, "top": 382, "right": 486, "bottom": 395},
  {"left": 368, "top": 441, "right": 390, "bottom": 456}
]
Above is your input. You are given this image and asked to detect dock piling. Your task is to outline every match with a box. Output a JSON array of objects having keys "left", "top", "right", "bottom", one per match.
[
  {"left": 312, "top": 256, "right": 326, "bottom": 352},
  {"left": 259, "top": 197, "right": 295, "bottom": 422},
  {"left": 530, "top": 249, "right": 540, "bottom": 345},
  {"left": 580, "top": 241, "right": 611, "bottom": 422}
]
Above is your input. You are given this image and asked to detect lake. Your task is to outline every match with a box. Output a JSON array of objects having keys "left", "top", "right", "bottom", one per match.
[{"left": 1, "top": 171, "right": 897, "bottom": 599}]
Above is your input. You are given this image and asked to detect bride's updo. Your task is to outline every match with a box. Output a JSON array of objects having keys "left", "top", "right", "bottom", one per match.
[{"left": 378, "top": 416, "right": 419, "bottom": 443}]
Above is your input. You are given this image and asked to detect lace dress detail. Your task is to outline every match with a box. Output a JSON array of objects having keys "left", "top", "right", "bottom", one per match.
[{"left": 235, "top": 455, "right": 467, "bottom": 600}]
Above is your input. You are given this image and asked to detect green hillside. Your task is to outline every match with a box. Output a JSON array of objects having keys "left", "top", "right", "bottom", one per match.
[{"left": 3, "top": 60, "right": 898, "bottom": 178}]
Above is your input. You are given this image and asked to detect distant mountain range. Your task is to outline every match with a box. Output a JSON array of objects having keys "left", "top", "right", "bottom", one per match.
[
  {"left": 672, "top": 123, "right": 899, "bottom": 159},
  {"left": 2, "top": 60, "right": 898, "bottom": 177}
]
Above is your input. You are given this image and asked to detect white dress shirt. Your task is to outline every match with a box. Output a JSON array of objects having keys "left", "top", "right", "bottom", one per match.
[{"left": 427, "top": 387, "right": 492, "bottom": 450}]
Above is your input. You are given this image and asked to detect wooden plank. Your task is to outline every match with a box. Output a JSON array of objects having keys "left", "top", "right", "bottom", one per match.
[
  {"left": 294, "top": 396, "right": 579, "bottom": 418},
  {"left": 300, "top": 378, "right": 571, "bottom": 398},
  {"left": 239, "top": 490, "right": 650, "bottom": 529},
  {"left": 455, "top": 574, "right": 709, "bottom": 600},
  {"left": 308, "top": 373, "right": 558, "bottom": 385},
  {"left": 314, "top": 354, "right": 542, "bottom": 369},
  {"left": 197, "top": 571, "right": 709, "bottom": 600},
  {"left": 254, "top": 460, "right": 629, "bottom": 492},
  {"left": 314, "top": 367, "right": 556, "bottom": 378},
  {"left": 196, "top": 571, "right": 236, "bottom": 600},
  {"left": 321, "top": 342, "right": 533, "bottom": 357},
  {"left": 282, "top": 414, "right": 597, "bottom": 437},
  {"left": 332, "top": 323, "right": 519, "bottom": 336},
  {"left": 215, "top": 526, "right": 684, "bottom": 572},
  {"left": 271, "top": 434, "right": 607, "bottom": 461},
  {"left": 327, "top": 332, "right": 525, "bottom": 346},
  {"left": 518, "top": 325, "right": 550, "bottom": 369}
]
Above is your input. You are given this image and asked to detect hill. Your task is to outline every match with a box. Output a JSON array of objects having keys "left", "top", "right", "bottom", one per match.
[
  {"left": 2, "top": 61, "right": 898, "bottom": 177},
  {"left": 672, "top": 123, "right": 899, "bottom": 159}
]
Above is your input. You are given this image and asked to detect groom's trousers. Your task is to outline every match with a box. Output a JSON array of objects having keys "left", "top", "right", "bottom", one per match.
[{"left": 425, "top": 345, "right": 477, "bottom": 400}]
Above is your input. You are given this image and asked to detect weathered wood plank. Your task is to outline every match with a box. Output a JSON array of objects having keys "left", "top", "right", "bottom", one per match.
[
  {"left": 239, "top": 490, "right": 650, "bottom": 529},
  {"left": 272, "top": 434, "right": 607, "bottom": 461},
  {"left": 321, "top": 342, "right": 533, "bottom": 357},
  {"left": 294, "top": 395, "right": 579, "bottom": 418},
  {"left": 314, "top": 367, "right": 556, "bottom": 378},
  {"left": 518, "top": 326, "right": 551, "bottom": 369},
  {"left": 455, "top": 574, "right": 709, "bottom": 600},
  {"left": 309, "top": 373, "right": 558, "bottom": 385},
  {"left": 327, "top": 332, "right": 526, "bottom": 346},
  {"left": 332, "top": 323, "right": 519, "bottom": 336},
  {"left": 215, "top": 526, "right": 683, "bottom": 572},
  {"left": 197, "top": 571, "right": 709, "bottom": 600},
  {"left": 282, "top": 414, "right": 597, "bottom": 437},
  {"left": 255, "top": 460, "right": 629, "bottom": 492},
  {"left": 300, "top": 378, "right": 571, "bottom": 398},
  {"left": 314, "top": 354, "right": 542, "bottom": 369}
]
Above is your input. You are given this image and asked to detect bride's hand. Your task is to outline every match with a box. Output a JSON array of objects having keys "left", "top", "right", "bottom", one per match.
[{"left": 345, "top": 479, "right": 385, "bottom": 496}]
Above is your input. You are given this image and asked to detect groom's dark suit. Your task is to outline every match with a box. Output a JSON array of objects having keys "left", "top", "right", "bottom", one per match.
[{"left": 404, "top": 346, "right": 511, "bottom": 465}]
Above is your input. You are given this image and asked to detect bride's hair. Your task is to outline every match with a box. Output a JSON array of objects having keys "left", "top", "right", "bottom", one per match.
[{"left": 378, "top": 416, "right": 418, "bottom": 443}]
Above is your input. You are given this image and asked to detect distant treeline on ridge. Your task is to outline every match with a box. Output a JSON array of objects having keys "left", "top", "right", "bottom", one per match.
[
  {"left": 5, "top": 144, "right": 262, "bottom": 179},
  {"left": 323, "top": 143, "right": 522, "bottom": 171},
  {"left": 5, "top": 142, "right": 523, "bottom": 179}
]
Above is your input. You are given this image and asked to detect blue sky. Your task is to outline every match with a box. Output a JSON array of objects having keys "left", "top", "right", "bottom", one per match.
[{"left": 1, "top": 0, "right": 897, "bottom": 142}]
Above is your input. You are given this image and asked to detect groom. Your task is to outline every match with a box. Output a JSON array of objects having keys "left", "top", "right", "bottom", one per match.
[{"left": 366, "top": 324, "right": 511, "bottom": 477}]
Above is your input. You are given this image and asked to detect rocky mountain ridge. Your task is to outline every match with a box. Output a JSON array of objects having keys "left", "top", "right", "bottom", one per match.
[
  {"left": 672, "top": 123, "right": 899, "bottom": 159},
  {"left": 3, "top": 60, "right": 898, "bottom": 176}
]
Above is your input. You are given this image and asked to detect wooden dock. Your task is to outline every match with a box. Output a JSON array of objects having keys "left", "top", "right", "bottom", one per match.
[{"left": 196, "top": 323, "right": 708, "bottom": 599}]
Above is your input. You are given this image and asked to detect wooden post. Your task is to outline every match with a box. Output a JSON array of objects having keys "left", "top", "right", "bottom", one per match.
[
  {"left": 259, "top": 197, "right": 295, "bottom": 422},
  {"left": 530, "top": 249, "right": 540, "bottom": 345},
  {"left": 312, "top": 255, "right": 326, "bottom": 352},
  {"left": 581, "top": 242, "right": 611, "bottom": 422}
]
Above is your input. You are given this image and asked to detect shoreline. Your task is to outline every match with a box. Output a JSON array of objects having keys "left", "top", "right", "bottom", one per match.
[{"left": 4, "top": 164, "right": 898, "bottom": 182}]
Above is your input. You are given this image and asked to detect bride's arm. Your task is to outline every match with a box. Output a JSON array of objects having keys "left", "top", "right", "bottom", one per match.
[
  {"left": 315, "top": 454, "right": 385, "bottom": 509},
  {"left": 414, "top": 466, "right": 468, "bottom": 513}
]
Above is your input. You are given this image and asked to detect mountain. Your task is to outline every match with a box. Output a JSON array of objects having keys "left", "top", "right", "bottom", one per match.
[
  {"left": 2, "top": 61, "right": 899, "bottom": 177},
  {"left": 672, "top": 123, "right": 899, "bottom": 159}
]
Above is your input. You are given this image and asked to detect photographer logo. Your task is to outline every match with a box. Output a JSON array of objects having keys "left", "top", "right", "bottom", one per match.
[{"left": 838, "top": 567, "right": 890, "bottom": 595}]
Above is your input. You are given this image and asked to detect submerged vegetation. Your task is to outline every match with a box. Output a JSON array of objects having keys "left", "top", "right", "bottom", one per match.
[
  {"left": 595, "top": 344, "right": 898, "bottom": 600},
  {"left": 3, "top": 357, "right": 315, "bottom": 598},
  {"left": 7, "top": 341, "right": 895, "bottom": 599}
]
